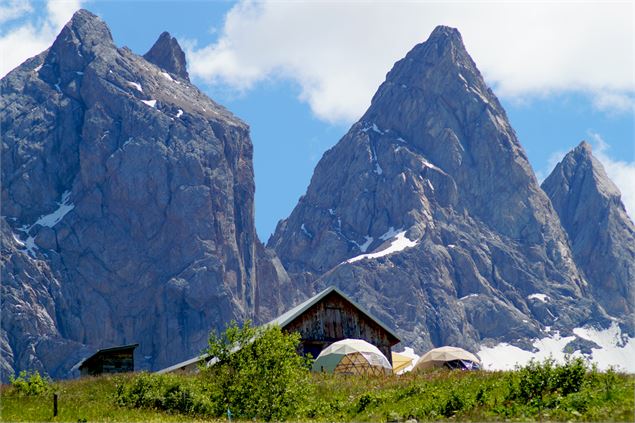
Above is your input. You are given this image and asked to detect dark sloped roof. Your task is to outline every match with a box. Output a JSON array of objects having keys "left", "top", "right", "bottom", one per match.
[
  {"left": 78, "top": 343, "right": 138, "bottom": 369},
  {"left": 267, "top": 286, "right": 400, "bottom": 343}
]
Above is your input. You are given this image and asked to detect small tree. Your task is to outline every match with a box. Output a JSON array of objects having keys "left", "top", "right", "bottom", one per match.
[{"left": 204, "top": 320, "right": 311, "bottom": 421}]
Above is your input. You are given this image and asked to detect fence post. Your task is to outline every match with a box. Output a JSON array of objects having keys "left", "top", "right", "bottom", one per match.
[{"left": 53, "top": 392, "right": 58, "bottom": 417}]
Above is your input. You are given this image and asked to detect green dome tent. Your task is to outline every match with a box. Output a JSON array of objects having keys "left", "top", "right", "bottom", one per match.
[{"left": 312, "top": 339, "right": 392, "bottom": 376}]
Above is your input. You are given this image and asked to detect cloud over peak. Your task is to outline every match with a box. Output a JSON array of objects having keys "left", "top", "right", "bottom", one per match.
[{"left": 186, "top": 1, "right": 634, "bottom": 124}]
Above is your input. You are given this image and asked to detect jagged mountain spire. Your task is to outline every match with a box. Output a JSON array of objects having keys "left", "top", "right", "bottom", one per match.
[
  {"left": 542, "top": 141, "right": 635, "bottom": 318},
  {"left": 1, "top": 7, "right": 290, "bottom": 380},
  {"left": 143, "top": 31, "right": 190, "bottom": 81},
  {"left": 269, "top": 26, "right": 599, "bottom": 353}
]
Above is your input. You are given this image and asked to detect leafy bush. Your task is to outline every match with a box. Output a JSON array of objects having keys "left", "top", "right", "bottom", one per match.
[
  {"left": 9, "top": 370, "right": 50, "bottom": 395},
  {"left": 357, "top": 392, "right": 383, "bottom": 412},
  {"left": 506, "top": 356, "right": 590, "bottom": 410},
  {"left": 203, "top": 320, "right": 311, "bottom": 421},
  {"left": 554, "top": 356, "right": 586, "bottom": 395},
  {"left": 114, "top": 372, "right": 213, "bottom": 415},
  {"left": 441, "top": 391, "right": 465, "bottom": 417}
]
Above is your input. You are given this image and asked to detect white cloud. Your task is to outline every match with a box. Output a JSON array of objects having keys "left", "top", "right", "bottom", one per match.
[
  {"left": 587, "top": 132, "right": 635, "bottom": 221},
  {"left": 0, "top": 0, "right": 32, "bottom": 24},
  {"left": 0, "top": 0, "right": 83, "bottom": 78},
  {"left": 593, "top": 91, "right": 635, "bottom": 115},
  {"left": 536, "top": 150, "right": 567, "bottom": 183},
  {"left": 187, "top": 1, "right": 634, "bottom": 123}
]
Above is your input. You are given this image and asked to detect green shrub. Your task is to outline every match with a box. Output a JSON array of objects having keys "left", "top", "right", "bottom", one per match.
[
  {"left": 505, "top": 356, "right": 592, "bottom": 411},
  {"left": 114, "top": 372, "right": 212, "bottom": 415},
  {"left": 441, "top": 391, "right": 466, "bottom": 417},
  {"left": 516, "top": 358, "right": 556, "bottom": 405},
  {"left": 203, "top": 320, "right": 311, "bottom": 421},
  {"left": 602, "top": 366, "right": 619, "bottom": 400},
  {"left": 357, "top": 392, "right": 383, "bottom": 412},
  {"left": 554, "top": 356, "right": 586, "bottom": 395},
  {"left": 9, "top": 370, "right": 50, "bottom": 395}
]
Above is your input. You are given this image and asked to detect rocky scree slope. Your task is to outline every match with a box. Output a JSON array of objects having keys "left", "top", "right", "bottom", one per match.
[
  {"left": 269, "top": 26, "right": 619, "bottom": 353},
  {"left": 0, "top": 9, "right": 294, "bottom": 380}
]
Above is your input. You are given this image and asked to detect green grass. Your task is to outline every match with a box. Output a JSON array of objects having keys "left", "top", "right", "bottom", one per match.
[
  {"left": 302, "top": 367, "right": 635, "bottom": 422},
  {"left": 2, "top": 366, "right": 634, "bottom": 422},
  {"left": 0, "top": 374, "right": 211, "bottom": 422}
]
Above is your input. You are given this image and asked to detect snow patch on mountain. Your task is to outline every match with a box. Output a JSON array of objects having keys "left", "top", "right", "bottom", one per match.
[
  {"left": 347, "top": 229, "right": 417, "bottom": 263},
  {"left": 528, "top": 293, "right": 549, "bottom": 302},
  {"left": 127, "top": 81, "right": 143, "bottom": 92},
  {"left": 352, "top": 236, "right": 373, "bottom": 253},
  {"left": 16, "top": 191, "right": 74, "bottom": 256},
  {"left": 478, "top": 322, "right": 635, "bottom": 372}
]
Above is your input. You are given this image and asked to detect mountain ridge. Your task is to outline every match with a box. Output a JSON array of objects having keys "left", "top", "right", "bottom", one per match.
[
  {"left": 1, "top": 11, "right": 632, "bottom": 379},
  {"left": 269, "top": 24, "right": 620, "bottom": 354},
  {"left": 0, "top": 9, "right": 292, "bottom": 380}
]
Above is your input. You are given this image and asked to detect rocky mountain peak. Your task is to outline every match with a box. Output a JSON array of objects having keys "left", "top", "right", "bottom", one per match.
[
  {"left": 270, "top": 25, "right": 597, "bottom": 354},
  {"left": 38, "top": 9, "right": 114, "bottom": 82},
  {"left": 576, "top": 140, "right": 593, "bottom": 153},
  {"left": 53, "top": 9, "right": 114, "bottom": 53},
  {"left": 542, "top": 142, "right": 635, "bottom": 318},
  {"left": 546, "top": 140, "right": 621, "bottom": 201},
  {"left": 143, "top": 31, "right": 190, "bottom": 81},
  {"left": 425, "top": 25, "right": 466, "bottom": 55},
  {"left": 1, "top": 8, "right": 290, "bottom": 380}
]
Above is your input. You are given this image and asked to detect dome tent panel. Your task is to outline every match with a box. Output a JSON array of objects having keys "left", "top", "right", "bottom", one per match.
[
  {"left": 312, "top": 339, "right": 392, "bottom": 375},
  {"left": 414, "top": 346, "right": 481, "bottom": 371}
]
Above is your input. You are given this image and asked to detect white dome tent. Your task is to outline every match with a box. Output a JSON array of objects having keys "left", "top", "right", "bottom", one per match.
[
  {"left": 413, "top": 346, "right": 481, "bottom": 371},
  {"left": 312, "top": 339, "right": 393, "bottom": 376}
]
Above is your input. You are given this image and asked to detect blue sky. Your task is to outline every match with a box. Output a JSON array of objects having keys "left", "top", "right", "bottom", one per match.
[{"left": 1, "top": 1, "right": 633, "bottom": 241}]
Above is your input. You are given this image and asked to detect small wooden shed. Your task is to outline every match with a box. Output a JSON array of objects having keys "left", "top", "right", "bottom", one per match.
[
  {"left": 270, "top": 286, "right": 401, "bottom": 363},
  {"left": 79, "top": 343, "right": 138, "bottom": 377}
]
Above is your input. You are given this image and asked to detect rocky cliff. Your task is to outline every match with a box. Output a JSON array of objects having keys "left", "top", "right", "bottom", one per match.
[
  {"left": 269, "top": 26, "right": 614, "bottom": 352},
  {"left": 542, "top": 142, "right": 635, "bottom": 320},
  {"left": 0, "top": 9, "right": 288, "bottom": 379}
]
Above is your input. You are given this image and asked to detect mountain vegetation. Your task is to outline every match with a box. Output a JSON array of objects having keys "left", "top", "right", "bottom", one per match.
[{"left": 2, "top": 361, "right": 633, "bottom": 422}]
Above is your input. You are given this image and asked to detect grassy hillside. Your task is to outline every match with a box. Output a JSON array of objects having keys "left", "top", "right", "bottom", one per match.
[{"left": 2, "top": 363, "right": 634, "bottom": 422}]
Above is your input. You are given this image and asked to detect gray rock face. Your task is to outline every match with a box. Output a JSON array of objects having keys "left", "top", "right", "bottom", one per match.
[
  {"left": 143, "top": 31, "right": 190, "bottom": 81},
  {"left": 1, "top": 9, "right": 286, "bottom": 380},
  {"left": 269, "top": 26, "right": 611, "bottom": 352},
  {"left": 542, "top": 142, "right": 635, "bottom": 320}
]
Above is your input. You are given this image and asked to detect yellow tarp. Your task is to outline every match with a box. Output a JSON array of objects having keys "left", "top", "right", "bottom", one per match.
[{"left": 391, "top": 352, "right": 414, "bottom": 374}]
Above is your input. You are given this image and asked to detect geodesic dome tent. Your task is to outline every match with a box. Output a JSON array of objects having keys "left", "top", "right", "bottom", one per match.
[
  {"left": 311, "top": 339, "right": 392, "bottom": 376},
  {"left": 413, "top": 346, "right": 481, "bottom": 371}
]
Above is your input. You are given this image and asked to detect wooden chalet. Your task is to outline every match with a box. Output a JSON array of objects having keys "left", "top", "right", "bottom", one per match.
[
  {"left": 269, "top": 286, "right": 400, "bottom": 362},
  {"left": 78, "top": 343, "right": 138, "bottom": 376},
  {"left": 157, "top": 286, "right": 400, "bottom": 373}
]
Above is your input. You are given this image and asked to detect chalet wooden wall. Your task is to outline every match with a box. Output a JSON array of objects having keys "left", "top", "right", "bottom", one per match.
[
  {"left": 80, "top": 348, "right": 135, "bottom": 376},
  {"left": 283, "top": 291, "right": 395, "bottom": 363}
]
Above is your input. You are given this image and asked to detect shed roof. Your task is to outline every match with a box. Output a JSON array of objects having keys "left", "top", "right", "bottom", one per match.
[
  {"left": 156, "top": 353, "right": 208, "bottom": 374},
  {"left": 78, "top": 343, "right": 139, "bottom": 369}
]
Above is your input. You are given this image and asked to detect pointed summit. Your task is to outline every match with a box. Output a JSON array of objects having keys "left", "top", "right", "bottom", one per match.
[
  {"left": 542, "top": 142, "right": 635, "bottom": 317},
  {"left": 269, "top": 25, "right": 593, "bottom": 353},
  {"left": 143, "top": 32, "right": 189, "bottom": 81},
  {"left": 545, "top": 140, "right": 621, "bottom": 200},
  {"left": 36, "top": 9, "right": 115, "bottom": 85},
  {"left": 54, "top": 9, "right": 114, "bottom": 53},
  {"left": 425, "top": 25, "right": 466, "bottom": 52}
]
